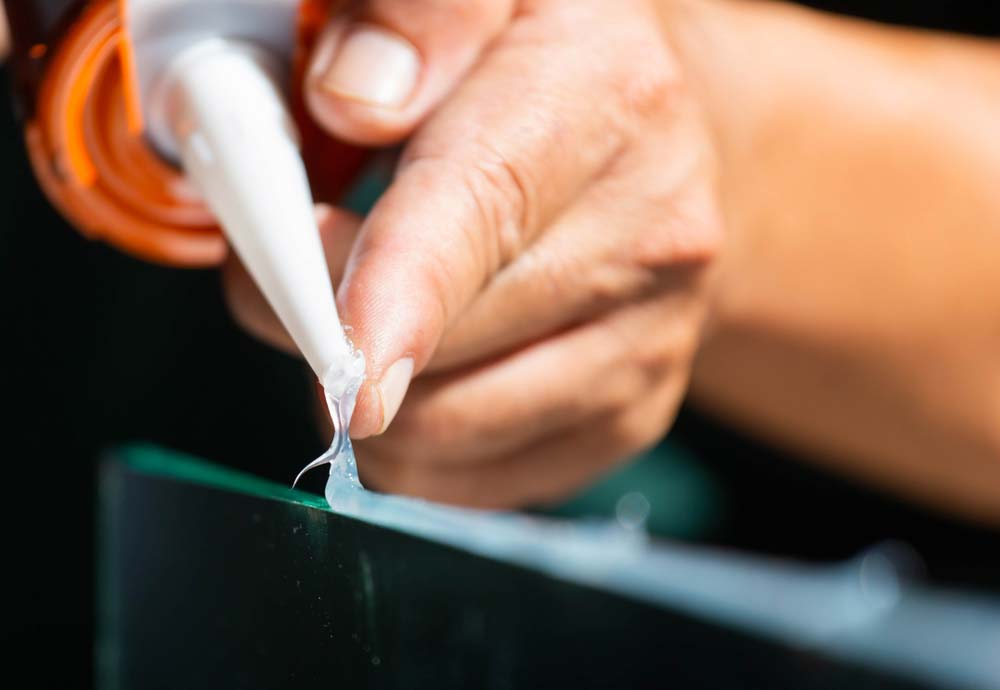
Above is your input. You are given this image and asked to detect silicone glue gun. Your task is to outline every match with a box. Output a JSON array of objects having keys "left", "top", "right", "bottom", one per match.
[{"left": 6, "top": 0, "right": 368, "bottom": 406}]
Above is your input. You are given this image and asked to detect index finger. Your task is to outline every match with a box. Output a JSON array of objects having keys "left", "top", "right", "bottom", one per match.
[{"left": 340, "top": 2, "right": 672, "bottom": 437}]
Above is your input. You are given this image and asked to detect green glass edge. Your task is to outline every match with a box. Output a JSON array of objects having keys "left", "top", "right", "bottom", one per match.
[
  {"left": 117, "top": 444, "right": 331, "bottom": 512},
  {"left": 114, "top": 441, "right": 722, "bottom": 540}
]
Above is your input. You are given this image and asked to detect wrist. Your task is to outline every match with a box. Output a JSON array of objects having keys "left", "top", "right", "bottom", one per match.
[
  {"left": 657, "top": 1, "right": 778, "bottom": 177},
  {"left": 656, "top": 0, "right": 797, "bottom": 338}
]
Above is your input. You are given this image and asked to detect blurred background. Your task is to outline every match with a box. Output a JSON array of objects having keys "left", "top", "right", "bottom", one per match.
[{"left": 2, "top": 1, "right": 999, "bottom": 687}]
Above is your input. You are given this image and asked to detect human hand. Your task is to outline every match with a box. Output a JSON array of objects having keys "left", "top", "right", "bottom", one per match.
[{"left": 226, "top": 0, "right": 723, "bottom": 507}]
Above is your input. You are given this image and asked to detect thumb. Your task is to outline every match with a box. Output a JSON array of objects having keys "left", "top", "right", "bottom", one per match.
[{"left": 305, "top": 0, "right": 514, "bottom": 146}]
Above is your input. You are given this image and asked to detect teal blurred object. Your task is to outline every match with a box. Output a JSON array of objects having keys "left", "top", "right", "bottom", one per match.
[
  {"left": 339, "top": 155, "right": 396, "bottom": 215},
  {"left": 548, "top": 442, "right": 723, "bottom": 540}
]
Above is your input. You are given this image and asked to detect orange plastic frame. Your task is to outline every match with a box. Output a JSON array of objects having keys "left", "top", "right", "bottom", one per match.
[{"left": 25, "top": 0, "right": 365, "bottom": 268}]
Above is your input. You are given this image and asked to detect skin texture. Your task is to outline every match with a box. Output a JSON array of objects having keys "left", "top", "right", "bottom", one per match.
[
  {"left": 223, "top": 0, "right": 1000, "bottom": 521},
  {"left": 229, "top": 0, "right": 723, "bottom": 507}
]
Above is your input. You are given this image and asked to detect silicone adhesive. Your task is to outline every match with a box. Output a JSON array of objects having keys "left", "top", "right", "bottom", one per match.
[{"left": 293, "top": 351, "right": 365, "bottom": 491}]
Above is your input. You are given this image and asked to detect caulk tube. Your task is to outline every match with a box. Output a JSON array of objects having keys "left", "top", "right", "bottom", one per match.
[{"left": 148, "top": 39, "right": 365, "bottom": 396}]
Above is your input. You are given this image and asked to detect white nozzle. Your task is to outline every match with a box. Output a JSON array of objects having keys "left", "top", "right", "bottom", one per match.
[{"left": 149, "top": 39, "right": 362, "bottom": 389}]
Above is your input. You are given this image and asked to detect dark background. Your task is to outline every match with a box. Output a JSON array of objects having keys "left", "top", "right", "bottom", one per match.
[{"left": 2, "top": 2, "right": 999, "bottom": 687}]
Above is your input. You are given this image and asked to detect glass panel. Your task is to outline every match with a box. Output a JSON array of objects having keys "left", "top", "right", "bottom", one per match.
[{"left": 97, "top": 445, "right": 1000, "bottom": 690}]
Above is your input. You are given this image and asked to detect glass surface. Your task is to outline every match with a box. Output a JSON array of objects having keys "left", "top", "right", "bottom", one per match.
[
  {"left": 121, "top": 441, "right": 723, "bottom": 539},
  {"left": 97, "top": 445, "right": 1000, "bottom": 690},
  {"left": 123, "top": 443, "right": 331, "bottom": 510}
]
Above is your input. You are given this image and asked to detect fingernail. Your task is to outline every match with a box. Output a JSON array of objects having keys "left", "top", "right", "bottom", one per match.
[
  {"left": 376, "top": 358, "right": 414, "bottom": 434},
  {"left": 321, "top": 25, "right": 420, "bottom": 108}
]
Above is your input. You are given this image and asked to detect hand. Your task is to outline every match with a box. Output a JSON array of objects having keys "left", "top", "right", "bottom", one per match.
[{"left": 225, "top": 0, "right": 723, "bottom": 507}]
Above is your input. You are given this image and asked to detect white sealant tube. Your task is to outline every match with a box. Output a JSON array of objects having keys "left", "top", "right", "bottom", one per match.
[{"left": 150, "top": 38, "right": 364, "bottom": 394}]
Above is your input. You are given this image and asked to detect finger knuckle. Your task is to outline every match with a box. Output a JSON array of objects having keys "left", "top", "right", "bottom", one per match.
[
  {"left": 517, "top": 243, "right": 578, "bottom": 304},
  {"left": 606, "top": 28, "right": 683, "bottom": 125},
  {"left": 600, "top": 367, "right": 650, "bottom": 413},
  {"left": 589, "top": 259, "right": 652, "bottom": 308},
  {"left": 396, "top": 148, "right": 530, "bottom": 284},
  {"left": 613, "top": 408, "right": 666, "bottom": 457},
  {"left": 627, "top": 178, "right": 725, "bottom": 269},
  {"left": 617, "top": 58, "right": 683, "bottom": 123},
  {"left": 461, "top": 142, "right": 533, "bottom": 269}
]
